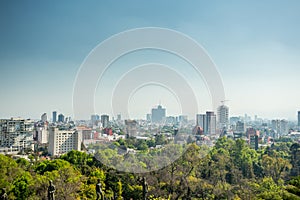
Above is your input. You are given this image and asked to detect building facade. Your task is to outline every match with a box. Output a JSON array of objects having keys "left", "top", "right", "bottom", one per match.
[
  {"left": 48, "top": 127, "right": 81, "bottom": 156},
  {"left": 125, "top": 120, "right": 137, "bottom": 138},
  {"left": 151, "top": 105, "right": 166, "bottom": 123},
  {"left": 0, "top": 118, "right": 34, "bottom": 154},
  {"left": 101, "top": 115, "right": 109, "bottom": 128},
  {"left": 217, "top": 105, "right": 229, "bottom": 129},
  {"left": 196, "top": 112, "right": 216, "bottom": 135},
  {"left": 206, "top": 111, "right": 216, "bottom": 135}
]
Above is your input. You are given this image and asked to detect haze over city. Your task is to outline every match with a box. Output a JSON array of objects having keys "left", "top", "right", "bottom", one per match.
[{"left": 1, "top": 1, "right": 300, "bottom": 120}]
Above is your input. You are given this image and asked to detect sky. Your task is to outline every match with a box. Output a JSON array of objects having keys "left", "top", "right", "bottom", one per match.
[{"left": 1, "top": 0, "right": 300, "bottom": 120}]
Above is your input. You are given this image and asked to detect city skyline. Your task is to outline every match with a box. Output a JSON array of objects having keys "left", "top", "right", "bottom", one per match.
[{"left": 1, "top": 1, "right": 300, "bottom": 120}]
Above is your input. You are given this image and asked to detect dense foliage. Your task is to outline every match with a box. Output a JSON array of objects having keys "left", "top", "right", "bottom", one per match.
[{"left": 1, "top": 137, "right": 300, "bottom": 199}]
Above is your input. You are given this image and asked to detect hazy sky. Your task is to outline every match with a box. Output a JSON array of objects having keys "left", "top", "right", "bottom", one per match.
[{"left": 1, "top": 1, "right": 300, "bottom": 120}]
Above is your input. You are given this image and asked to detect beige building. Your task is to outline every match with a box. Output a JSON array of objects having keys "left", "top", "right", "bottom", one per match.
[{"left": 48, "top": 127, "right": 81, "bottom": 156}]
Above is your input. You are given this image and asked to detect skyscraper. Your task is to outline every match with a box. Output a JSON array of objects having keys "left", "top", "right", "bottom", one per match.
[
  {"left": 298, "top": 111, "right": 300, "bottom": 127},
  {"left": 196, "top": 114, "right": 206, "bottom": 128},
  {"left": 206, "top": 111, "right": 216, "bottom": 135},
  {"left": 151, "top": 105, "right": 166, "bottom": 123},
  {"left": 196, "top": 112, "right": 216, "bottom": 135},
  {"left": 91, "top": 114, "right": 100, "bottom": 125},
  {"left": 217, "top": 105, "right": 229, "bottom": 129},
  {"left": 101, "top": 114, "right": 109, "bottom": 128},
  {"left": 52, "top": 111, "right": 57, "bottom": 123},
  {"left": 41, "top": 113, "right": 47, "bottom": 122}
]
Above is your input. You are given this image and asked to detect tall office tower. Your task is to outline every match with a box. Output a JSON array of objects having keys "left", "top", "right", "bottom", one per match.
[
  {"left": 0, "top": 118, "right": 34, "bottom": 153},
  {"left": 58, "top": 114, "right": 64, "bottom": 122},
  {"left": 52, "top": 111, "right": 57, "bottom": 122},
  {"left": 91, "top": 114, "right": 100, "bottom": 125},
  {"left": 280, "top": 119, "right": 288, "bottom": 135},
  {"left": 48, "top": 127, "right": 81, "bottom": 156},
  {"left": 125, "top": 120, "right": 137, "bottom": 138},
  {"left": 298, "top": 111, "right": 300, "bottom": 127},
  {"left": 205, "top": 111, "right": 216, "bottom": 135},
  {"left": 217, "top": 105, "right": 229, "bottom": 129},
  {"left": 151, "top": 105, "right": 166, "bottom": 123},
  {"left": 101, "top": 114, "right": 109, "bottom": 128},
  {"left": 41, "top": 113, "right": 47, "bottom": 122},
  {"left": 196, "top": 114, "right": 206, "bottom": 128}
]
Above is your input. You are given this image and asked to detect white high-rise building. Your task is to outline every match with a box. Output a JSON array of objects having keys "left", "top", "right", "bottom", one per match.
[
  {"left": 0, "top": 118, "right": 34, "bottom": 154},
  {"left": 217, "top": 105, "right": 229, "bottom": 129},
  {"left": 48, "top": 127, "right": 81, "bottom": 156},
  {"left": 36, "top": 124, "right": 49, "bottom": 144}
]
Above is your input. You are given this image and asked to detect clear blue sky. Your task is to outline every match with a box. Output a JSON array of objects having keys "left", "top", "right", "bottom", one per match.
[{"left": 1, "top": 0, "right": 300, "bottom": 120}]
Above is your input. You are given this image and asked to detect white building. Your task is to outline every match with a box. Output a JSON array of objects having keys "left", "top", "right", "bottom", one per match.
[
  {"left": 36, "top": 125, "right": 49, "bottom": 144},
  {"left": 0, "top": 118, "right": 34, "bottom": 154},
  {"left": 48, "top": 127, "right": 82, "bottom": 156},
  {"left": 217, "top": 105, "right": 229, "bottom": 129}
]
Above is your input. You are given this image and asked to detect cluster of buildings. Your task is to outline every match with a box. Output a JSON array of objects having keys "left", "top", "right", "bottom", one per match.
[{"left": 1, "top": 106, "right": 300, "bottom": 156}]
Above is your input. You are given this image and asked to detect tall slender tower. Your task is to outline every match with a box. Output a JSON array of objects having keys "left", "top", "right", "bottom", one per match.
[
  {"left": 298, "top": 111, "right": 300, "bottom": 127},
  {"left": 217, "top": 105, "right": 229, "bottom": 129},
  {"left": 52, "top": 111, "right": 57, "bottom": 123}
]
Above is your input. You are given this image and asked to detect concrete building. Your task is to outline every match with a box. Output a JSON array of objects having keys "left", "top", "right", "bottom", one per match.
[
  {"left": 101, "top": 114, "right": 109, "bottom": 128},
  {"left": 280, "top": 120, "right": 289, "bottom": 135},
  {"left": 48, "top": 127, "right": 81, "bottom": 156},
  {"left": 125, "top": 120, "right": 137, "bottom": 138},
  {"left": 0, "top": 118, "right": 34, "bottom": 154},
  {"left": 196, "top": 112, "right": 216, "bottom": 135},
  {"left": 271, "top": 119, "right": 289, "bottom": 137},
  {"left": 206, "top": 111, "right": 216, "bottom": 135},
  {"left": 35, "top": 124, "right": 49, "bottom": 144},
  {"left": 41, "top": 113, "right": 47, "bottom": 122},
  {"left": 52, "top": 111, "right": 57, "bottom": 123},
  {"left": 151, "top": 105, "right": 166, "bottom": 123},
  {"left": 196, "top": 114, "right": 206, "bottom": 128},
  {"left": 217, "top": 105, "right": 229, "bottom": 129},
  {"left": 77, "top": 126, "right": 93, "bottom": 140}
]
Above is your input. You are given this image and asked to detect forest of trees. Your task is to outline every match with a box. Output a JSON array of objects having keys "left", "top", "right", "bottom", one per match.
[{"left": 1, "top": 137, "right": 300, "bottom": 200}]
